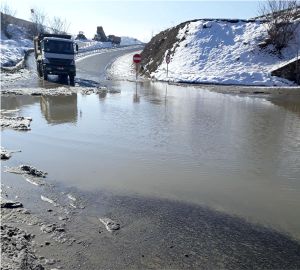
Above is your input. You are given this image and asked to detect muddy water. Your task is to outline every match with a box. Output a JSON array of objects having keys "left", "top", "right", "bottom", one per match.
[{"left": 2, "top": 82, "right": 300, "bottom": 240}]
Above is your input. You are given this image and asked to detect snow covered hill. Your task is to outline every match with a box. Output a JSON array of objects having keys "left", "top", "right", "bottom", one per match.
[
  {"left": 1, "top": 24, "right": 33, "bottom": 67},
  {"left": 142, "top": 19, "right": 300, "bottom": 86}
]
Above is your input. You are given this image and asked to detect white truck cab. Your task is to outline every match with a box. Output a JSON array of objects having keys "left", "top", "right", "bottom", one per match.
[{"left": 34, "top": 34, "right": 78, "bottom": 85}]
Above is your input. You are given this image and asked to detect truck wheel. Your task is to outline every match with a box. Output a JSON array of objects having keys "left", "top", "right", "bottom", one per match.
[
  {"left": 37, "top": 63, "right": 43, "bottom": 77},
  {"left": 69, "top": 74, "right": 75, "bottom": 86},
  {"left": 59, "top": 74, "right": 67, "bottom": 82},
  {"left": 43, "top": 70, "right": 48, "bottom": 80}
]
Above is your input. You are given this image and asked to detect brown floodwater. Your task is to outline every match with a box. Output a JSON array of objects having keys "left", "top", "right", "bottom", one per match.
[{"left": 2, "top": 81, "right": 300, "bottom": 240}]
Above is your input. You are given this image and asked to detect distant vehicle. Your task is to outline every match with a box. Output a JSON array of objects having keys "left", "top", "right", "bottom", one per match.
[
  {"left": 107, "top": 35, "right": 121, "bottom": 45},
  {"left": 34, "top": 34, "right": 78, "bottom": 85}
]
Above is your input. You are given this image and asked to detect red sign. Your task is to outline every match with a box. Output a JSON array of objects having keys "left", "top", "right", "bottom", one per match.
[{"left": 133, "top": 54, "right": 142, "bottom": 63}]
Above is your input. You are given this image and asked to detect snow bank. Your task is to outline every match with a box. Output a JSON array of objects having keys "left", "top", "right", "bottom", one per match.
[
  {"left": 1, "top": 24, "right": 33, "bottom": 67},
  {"left": 108, "top": 51, "right": 143, "bottom": 81},
  {"left": 0, "top": 116, "right": 32, "bottom": 131},
  {"left": 151, "top": 20, "right": 299, "bottom": 86},
  {"left": 120, "top": 36, "right": 143, "bottom": 46},
  {"left": 77, "top": 36, "right": 143, "bottom": 50},
  {"left": 77, "top": 40, "right": 112, "bottom": 52}
]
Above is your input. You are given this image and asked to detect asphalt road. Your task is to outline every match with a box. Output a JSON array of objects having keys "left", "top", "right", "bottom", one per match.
[
  {"left": 76, "top": 46, "right": 142, "bottom": 83},
  {"left": 1, "top": 46, "right": 143, "bottom": 89}
]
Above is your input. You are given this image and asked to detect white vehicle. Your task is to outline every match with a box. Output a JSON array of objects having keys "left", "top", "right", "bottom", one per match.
[{"left": 34, "top": 34, "right": 78, "bottom": 85}]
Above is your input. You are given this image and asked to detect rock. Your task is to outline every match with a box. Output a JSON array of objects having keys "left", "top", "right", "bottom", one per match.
[
  {"left": 0, "top": 151, "right": 11, "bottom": 160},
  {"left": 44, "top": 258, "right": 56, "bottom": 265},
  {"left": 41, "top": 224, "right": 56, "bottom": 233},
  {"left": 20, "top": 165, "right": 47, "bottom": 178},
  {"left": 55, "top": 227, "right": 65, "bottom": 232},
  {"left": 99, "top": 217, "right": 120, "bottom": 232},
  {"left": 1, "top": 200, "right": 23, "bottom": 209}
]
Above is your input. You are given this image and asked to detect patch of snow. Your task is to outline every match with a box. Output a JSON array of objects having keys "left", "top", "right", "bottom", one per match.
[
  {"left": 1, "top": 87, "right": 76, "bottom": 96},
  {"left": 1, "top": 24, "right": 33, "bottom": 67},
  {"left": 41, "top": 195, "right": 59, "bottom": 207},
  {"left": 0, "top": 116, "right": 32, "bottom": 131},
  {"left": 77, "top": 40, "right": 112, "bottom": 53},
  {"left": 120, "top": 36, "right": 143, "bottom": 46},
  {"left": 0, "top": 147, "right": 21, "bottom": 160},
  {"left": 99, "top": 217, "right": 120, "bottom": 232},
  {"left": 108, "top": 51, "right": 143, "bottom": 81},
  {"left": 0, "top": 69, "right": 32, "bottom": 86},
  {"left": 152, "top": 20, "right": 299, "bottom": 86},
  {"left": 0, "top": 86, "right": 112, "bottom": 96}
]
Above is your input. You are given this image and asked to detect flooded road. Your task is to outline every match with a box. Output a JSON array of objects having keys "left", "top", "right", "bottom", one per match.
[{"left": 2, "top": 81, "right": 300, "bottom": 241}]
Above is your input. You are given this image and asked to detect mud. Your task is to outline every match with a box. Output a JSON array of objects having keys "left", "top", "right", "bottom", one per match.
[
  {"left": 1, "top": 225, "right": 44, "bottom": 270},
  {"left": 2, "top": 148, "right": 300, "bottom": 269},
  {"left": 0, "top": 178, "right": 83, "bottom": 269}
]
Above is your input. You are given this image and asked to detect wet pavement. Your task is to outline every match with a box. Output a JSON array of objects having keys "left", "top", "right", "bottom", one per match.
[
  {"left": 2, "top": 80, "right": 300, "bottom": 239},
  {"left": 1, "top": 48, "right": 300, "bottom": 269}
]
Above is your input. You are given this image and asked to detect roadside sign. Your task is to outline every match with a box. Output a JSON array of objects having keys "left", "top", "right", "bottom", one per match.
[
  {"left": 133, "top": 54, "right": 142, "bottom": 64},
  {"left": 166, "top": 53, "right": 171, "bottom": 64},
  {"left": 166, "top": 52, "right": 171, "bottom": 78}
]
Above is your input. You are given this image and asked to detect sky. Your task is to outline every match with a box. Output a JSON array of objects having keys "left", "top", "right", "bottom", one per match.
[{"left": 6, "top": 0, "right": 262, "bottom": 42}]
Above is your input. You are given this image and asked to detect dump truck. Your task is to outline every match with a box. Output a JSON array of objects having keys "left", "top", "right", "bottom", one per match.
[{"left": 34, "top": 34, "right": 78, "bottom": 85}]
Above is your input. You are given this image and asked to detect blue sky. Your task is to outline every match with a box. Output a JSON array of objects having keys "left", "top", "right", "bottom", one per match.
[{"left": 8, "top": 0, "right": 262, "bottom": 41}]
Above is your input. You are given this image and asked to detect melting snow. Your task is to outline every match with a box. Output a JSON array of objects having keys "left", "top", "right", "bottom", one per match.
[{"left": 152, "top": 20, "right": 300, "bottom": 86}]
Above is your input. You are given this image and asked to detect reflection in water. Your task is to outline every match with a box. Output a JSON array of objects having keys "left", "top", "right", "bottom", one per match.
[
  {"left": 1, "top": 95, "right": 40, "bottom": 110},
  {"left": 40, "top": 94, "right": 78, "bottom": 124},
  {"left": 2, "top": 81, "right": 300, "bottom": 240},
  {"left": 269, "top": 95, "right": 300, "bottom": 114},
  {"left": 98, "top": 91, "right": 107, "bottom": 100},
  {"left": 133, "top": 82, "right": 140, "bottom": 103}
]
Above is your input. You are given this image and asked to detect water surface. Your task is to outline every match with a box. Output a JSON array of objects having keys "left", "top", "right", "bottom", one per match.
[{"left": 2, "top": 81, "right": 300, "bottom": 239}]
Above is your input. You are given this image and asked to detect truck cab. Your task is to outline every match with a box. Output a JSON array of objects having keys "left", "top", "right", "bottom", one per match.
[{"left": 34, "top": 34, "right": 78, "bottom": 85}]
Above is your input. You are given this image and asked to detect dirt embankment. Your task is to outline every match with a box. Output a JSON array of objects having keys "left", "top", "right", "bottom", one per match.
[
  {"left": 141, "top": 21, "right": 187, "bottom": 77},
  {"left": 1, "top": 12, "right": 36, "bottom": 39},
  {"left": 140, "top": 18, "right": 269, "bottom": 78}
]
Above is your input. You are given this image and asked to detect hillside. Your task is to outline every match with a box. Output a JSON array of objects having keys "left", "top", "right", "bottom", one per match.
[{"left": 141, "top": 19, "right": 300, "bottom": 86}]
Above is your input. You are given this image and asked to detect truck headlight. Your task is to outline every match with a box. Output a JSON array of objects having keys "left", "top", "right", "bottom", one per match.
[{"left": 43, "top": 58, "right": 50, "bottom": 64}]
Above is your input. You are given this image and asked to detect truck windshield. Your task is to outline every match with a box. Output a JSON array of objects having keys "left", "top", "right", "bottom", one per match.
[{"left": 44, "top": 40, "right": 74, "bottom": 54}]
